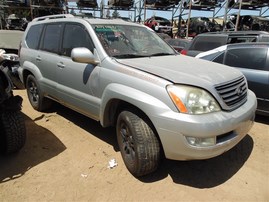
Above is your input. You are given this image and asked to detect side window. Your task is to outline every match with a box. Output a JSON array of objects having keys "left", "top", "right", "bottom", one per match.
[
  {"left": 228, "top": 36, "right": 257, "bottom": 44},
  {"left": 224, "top": 47, "right": 267, "bottom": 70},
  {"left": 25, "top": 24, "right": 43, "bottom": 49},
  {"left": 61, "top": 24, "right": 94, "bottom": 57},
  {"left": 212, "top": 52, "right": 224, "bottom": 64},
  {"left": 260, "top": 36, "right": 269, "bottom": 42},
  {"left": 40, "top": 23, "right": 62, "bottom": 53}
]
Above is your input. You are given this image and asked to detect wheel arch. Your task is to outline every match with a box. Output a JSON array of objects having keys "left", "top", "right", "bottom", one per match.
[
  {"left": 102, "top": 98, "right": 165, "bottom": 157},
  {"left": 21, "top": 61, "right": 43, "bottom": 85},
  {"left": 100, "top": 84, "right": 168, "bottom": 155}
]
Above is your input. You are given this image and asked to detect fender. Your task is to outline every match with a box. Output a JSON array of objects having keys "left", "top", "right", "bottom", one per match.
[{"left": 100, "top": 83, "right": 170, "bottom": 127}]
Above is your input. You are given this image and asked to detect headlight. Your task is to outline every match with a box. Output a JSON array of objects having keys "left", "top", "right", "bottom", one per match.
[{"left": 167, "top": 85, "right": 221, "bottom": 114}]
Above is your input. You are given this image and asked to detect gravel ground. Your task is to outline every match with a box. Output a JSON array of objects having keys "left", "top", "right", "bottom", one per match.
[{"left": 0, "top": 89, "right": 268, "bottom": 202}]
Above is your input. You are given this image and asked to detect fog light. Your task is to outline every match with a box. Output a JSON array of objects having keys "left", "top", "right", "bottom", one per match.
[{"left": 186, "top": 136, "right": 216, "bottom": 147}]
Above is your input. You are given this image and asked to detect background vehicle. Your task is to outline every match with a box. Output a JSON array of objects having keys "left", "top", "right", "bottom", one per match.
[
  {"left": 144, "top": 16, "right": 172, "bottom": 36},
  {"left": 0, "top": 30, "right": 25, "bottom": 89},
  {"left": 0, "top": 30, "right": 24, "bottom": 54},
  {"left": 166, "top": 38, "right": 191, "bottom": 52},
  {"left": 19, "top": 14, "right": 256, "bottom": 177},
  {"left": 0, "top": 68, "right": 26, "bottom": 155},
  {"left": 181, "top": 30, "right": 269, "bottom": 57},
  {"left": 0, "top": 52, "right": 24, "bottom": 89},
  {"left": 145, "top": 0, "right": 176, "bottom": 8},
  {"left": 108, "top": 0, "right": 134, "bottom": 8},
  {"left": 77, "top": 0, "right": 98, "bottom": 8},
  {"left": 196, "top": 42, "right": 269, "bottom": 115},
  {"left": 5, "top": 14, "right": 28, "bottom": 31},
  {"left": 186, "top": 17, "right": 222, "bottom": 37},
  {"left": 227, "top": 15, "right": 269, "bottom": 32},
  {"left": 182, "top": 0, "right": 217, "bottom": 8},
  {"left": 228, "top": 0, "right": 267, "bottom": 8}
]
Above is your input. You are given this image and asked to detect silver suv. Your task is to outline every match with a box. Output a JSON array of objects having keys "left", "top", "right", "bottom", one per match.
[{"left": 19, "top": 14, "right": 256, "bottom": 177}]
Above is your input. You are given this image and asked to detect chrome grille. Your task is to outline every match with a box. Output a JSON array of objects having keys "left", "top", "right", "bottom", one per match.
[{"left": 215, "top": 76, "right": 247, "bottom": 110}]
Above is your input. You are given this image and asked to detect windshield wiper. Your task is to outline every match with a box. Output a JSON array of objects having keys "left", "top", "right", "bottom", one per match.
[
  {"left": 148, "top": 53, "right": 175, "bottom": 57},
  {"left": 113, "top": 54, "right": 147, "bottom": 59}
]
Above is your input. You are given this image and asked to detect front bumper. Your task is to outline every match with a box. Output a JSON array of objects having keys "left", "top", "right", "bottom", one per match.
[
  {"left": 155, "top": 26, "right": 172, "bottom": 33},
  {"left": 154, "top": 90, "right": 257, "bottom": 160}
]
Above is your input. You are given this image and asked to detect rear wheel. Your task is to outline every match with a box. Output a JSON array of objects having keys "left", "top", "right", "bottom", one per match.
[
  {"left": 26, "top": 74, "right": 52, "bottom": 111},
  {"left": 0, "top": 111, "right": 26, "bottom": 154},
  {"left": 116, "top": 110, "right": 160, "bottom": 177}
]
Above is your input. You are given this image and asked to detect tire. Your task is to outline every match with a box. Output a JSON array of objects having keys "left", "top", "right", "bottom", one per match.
[
  {"left": 195, "top": 26, "right": 204, "bottom": 34},
  {"left": 0, "top": 111, "right": 26, "bottom": 154},
  {"left": 26, "top": 74, "right": 52, "bottom": 111},
  {"left": 116, "top": 110, "right": 160, "bottom": 177}
]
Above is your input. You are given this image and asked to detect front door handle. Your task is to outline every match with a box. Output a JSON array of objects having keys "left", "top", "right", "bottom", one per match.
[
  {"left": 36, "top": 56, "right": 41, "bottom": 61},
  {"left": 57, "top": 62, "right": 65, "bottom": 68}
]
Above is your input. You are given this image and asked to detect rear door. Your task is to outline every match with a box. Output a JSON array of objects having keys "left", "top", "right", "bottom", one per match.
[
  {"left": 223, "top": 46, "right": 269, "bottom": 112},
  {"left": 37, "top": 23, "right": 63, "bottom": 97}
]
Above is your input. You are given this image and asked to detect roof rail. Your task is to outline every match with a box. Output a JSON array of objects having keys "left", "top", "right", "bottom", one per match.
[{"left": 32, "top": 14, "right": 74, "bottom": 22}]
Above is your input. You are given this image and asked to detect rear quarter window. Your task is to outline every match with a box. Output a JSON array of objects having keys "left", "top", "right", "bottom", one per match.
[{"left": 25, "top": 24, "right": 44, "bottom": 49}]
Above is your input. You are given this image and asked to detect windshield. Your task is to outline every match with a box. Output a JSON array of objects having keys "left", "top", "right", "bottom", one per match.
[{"left": 93, "top": 24, "right": 176, "bottom": 58}]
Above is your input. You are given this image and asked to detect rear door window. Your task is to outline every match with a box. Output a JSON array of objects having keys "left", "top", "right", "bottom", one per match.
[
  {"left": 224, "top": 47, "right": 268, "bottom": 70},
  {"left": 40, "top": 23, "right": 62, "bottom": 54}
]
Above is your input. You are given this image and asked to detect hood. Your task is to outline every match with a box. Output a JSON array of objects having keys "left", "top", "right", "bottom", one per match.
[
  {"left": 0, "top": 30, "right": 24, "bottom": 50},
  {"left": 115, "top": 55, "right": 242, "bottom": 87}
]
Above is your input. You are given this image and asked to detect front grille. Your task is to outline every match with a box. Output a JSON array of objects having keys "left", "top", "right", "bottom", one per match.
[{"left": 215, "top": 76, "right": 247, "bottom": 111}]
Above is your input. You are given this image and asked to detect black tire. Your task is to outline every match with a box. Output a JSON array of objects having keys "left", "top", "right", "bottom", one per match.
[
  {"left": 195, "top": 25, "right": 204, "bottom": 34},
  {"left": 26, "top": 74, "right": 52, "bottom": 111},
  {"left": 116, "top": 110, "right": 160, "bottom": 177},
  {"left": 0, "top": 111, "right": 26, "bottom": 154}
]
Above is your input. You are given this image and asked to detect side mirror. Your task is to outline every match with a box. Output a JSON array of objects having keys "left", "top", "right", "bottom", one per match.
[{"left": 71, "top": 47, "right": 99, "bottom": 65}]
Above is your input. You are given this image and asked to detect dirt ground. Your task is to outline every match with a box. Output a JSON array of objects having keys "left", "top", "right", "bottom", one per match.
[{"left": 0, "top": 89, "right": 269, "bottom": 202}]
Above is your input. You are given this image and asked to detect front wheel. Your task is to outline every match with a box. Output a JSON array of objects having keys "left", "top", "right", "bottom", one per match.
[
  {"left": 26, "top": 74, "right": 52, "bottom": 111},
  {"left": 116, "top": 110, "right": 160, "bottom": 177},
  {"left": 0, "top": 111, "right": 26, "bottom": 154}
]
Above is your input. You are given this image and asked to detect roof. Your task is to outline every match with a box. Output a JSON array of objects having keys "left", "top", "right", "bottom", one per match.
[
  {"left": 197, "top": 30, "right": 269, "bottom": 36},
  {"left": 30, "top": 14, "right": 140, "bottom": 26}
]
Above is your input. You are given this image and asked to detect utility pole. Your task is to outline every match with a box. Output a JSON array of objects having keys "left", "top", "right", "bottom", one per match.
[
  {"left": 235, "top": 0, "right": 242, "bottom": 31},
  {"left": 223, "top": 0, "right": 229, "bottom": 31},
  {"left": 186, "top": 0, "right": 192, "bottom": 38}
]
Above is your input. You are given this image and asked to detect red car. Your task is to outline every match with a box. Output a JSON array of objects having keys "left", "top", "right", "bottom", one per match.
[{"left": 144, "top": 16, "right": 172, "bottom": 36}]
